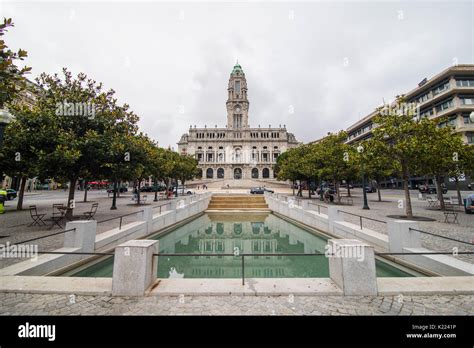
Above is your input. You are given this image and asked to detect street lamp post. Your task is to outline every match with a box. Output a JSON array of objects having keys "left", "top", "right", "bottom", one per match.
[
  {"left": 357, "top": 145, "right": 370, "bottom": 210},
  {"left": 0, "top": 108, "right": 14, "bottom": 147}
]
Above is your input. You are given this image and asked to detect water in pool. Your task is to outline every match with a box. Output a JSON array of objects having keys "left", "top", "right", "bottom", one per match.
[{"left": 70, "top": 213, "right": 414, "bottom": 278}]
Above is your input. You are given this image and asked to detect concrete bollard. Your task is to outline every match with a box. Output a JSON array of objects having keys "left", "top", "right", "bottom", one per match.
[
  {"left": 387, "top": 220, "right": 420, "bottom": 253},
  {"left": 112, "top": 239, "right": 159, "bottom": 296},
  {"left": 327, "top": 206, "right": 343, "bottom": 233},
  {"left": 140, "top": 207, "right": 153, "bottom": 234},
  {"left": 328, "top": 239, "right": 378, "bottom": 296},
  {"left": 64, "top": 220, "right": 97, "bottom": 253}
]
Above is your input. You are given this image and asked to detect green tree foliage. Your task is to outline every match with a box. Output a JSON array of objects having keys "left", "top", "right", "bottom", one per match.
[{"left": 0, "top": 18, "right": 31, "bottom": 108}]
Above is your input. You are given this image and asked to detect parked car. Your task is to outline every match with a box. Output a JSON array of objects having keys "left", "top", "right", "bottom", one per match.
[
  {"left": 418, "top": 185, "right": 447, "bottom": 194},
  {"left": 364, "top": 186, "right": 377, "bottom": 193},
  {"left": 172, "top": 186, "right": 195, "bottom": 195},
  {"left": 106, "top": 185, "right": 128, "bottom": 193},
  {"left": 250, "top": 187, "right": 274, "bottom": 194},
  {"left": 6, "top": 189, "right": 17, "bottom": 200},
  {"left": 140, "top": 186, "right": 154, "bottom": 192}
]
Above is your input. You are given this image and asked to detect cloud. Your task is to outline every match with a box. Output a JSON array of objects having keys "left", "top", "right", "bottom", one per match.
[{"left": 3, "top": 0, "right": 472, "bottom": 147}]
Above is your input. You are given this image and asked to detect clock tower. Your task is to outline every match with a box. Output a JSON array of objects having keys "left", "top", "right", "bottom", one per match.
[{"left": 226, "top": 62, "right": 249, "bottom": 129}]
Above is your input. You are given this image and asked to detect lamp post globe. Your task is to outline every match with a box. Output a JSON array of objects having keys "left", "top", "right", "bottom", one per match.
[{"left": 469, "top": 111, "right": 474, "bottom": 123}]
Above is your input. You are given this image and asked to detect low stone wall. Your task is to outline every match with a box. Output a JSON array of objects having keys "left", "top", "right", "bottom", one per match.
[{"left": 265, "top": 193, "right": 474, "bottom": 276}]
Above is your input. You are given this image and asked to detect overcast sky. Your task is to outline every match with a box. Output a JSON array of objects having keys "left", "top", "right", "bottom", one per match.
[{"left": 3, "top": 0, "right": 473, "bottom": 148}]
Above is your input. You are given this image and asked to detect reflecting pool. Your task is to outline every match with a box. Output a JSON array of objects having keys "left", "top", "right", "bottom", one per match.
[{"left": 70, "top": 213, "right": 415, "bottom": 278}]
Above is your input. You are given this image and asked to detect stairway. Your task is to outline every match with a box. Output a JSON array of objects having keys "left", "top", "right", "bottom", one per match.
[{"left": 206, "top": 195, "right": 269, "bottom": 211}]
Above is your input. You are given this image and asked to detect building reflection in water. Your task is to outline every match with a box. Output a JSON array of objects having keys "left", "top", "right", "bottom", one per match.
[{"left": 157, "top": 213, "right": 329, "bottom": 279}]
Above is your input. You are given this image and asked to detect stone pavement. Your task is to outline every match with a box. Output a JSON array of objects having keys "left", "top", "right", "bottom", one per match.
[{"left": 0, "top": 292, "right": 472, "bottom": 315}]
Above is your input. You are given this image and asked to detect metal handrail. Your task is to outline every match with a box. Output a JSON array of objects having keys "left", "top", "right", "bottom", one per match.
[
  {"left": 97, "top": 210, "right": 144, "bottom": 230},
  {"left": 409, "top": 227, "right": 474, "bottom": 246},
  {"left": 7, "top": 228, "right": 77, "bottom": 246},
  {"left": 152, "top": 202, "right": 172, "bottom": 214},
  {"left": 153, "top": 252, "right": 328, "bottom": 285},
  {"left": 337, "top": 210, "right": 386, "bottom": 230},
  {"left": 308, "top": 202, "right": 328, "bottom": 214}
]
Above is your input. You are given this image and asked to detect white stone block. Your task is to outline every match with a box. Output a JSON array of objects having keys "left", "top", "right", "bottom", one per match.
[
  {"left": 64, "top": 220, "right": 97, "bottom": 252},
  {"left": 328, "top": 239, "right": 377, "bottom": 296},
  {"left": 387, "top": 220, "right": 420, "bottom": 253},
  {"left": 112, "top": 239, "right": 158, "bottom": 296}
]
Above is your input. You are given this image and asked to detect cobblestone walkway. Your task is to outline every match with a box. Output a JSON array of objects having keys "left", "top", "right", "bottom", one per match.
[{"left": 0, "top": 293, "right": 472, "bottom": 315}]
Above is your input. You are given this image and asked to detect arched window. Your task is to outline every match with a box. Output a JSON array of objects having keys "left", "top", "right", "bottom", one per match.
[
  {"left": 262, "top": 168, "right": 270, "bottom": 178},
  {"left": 217, "top": 168, "right": 224, "bottom": 179},
  {"left": 251, "top": 168, "right": 259, "bottom": 179},
  {"left": 234, "top": 168, "right": 242, "bottom": 179},
  {"left": 206, "top": 168, "right": 213, "bottom": 179}
]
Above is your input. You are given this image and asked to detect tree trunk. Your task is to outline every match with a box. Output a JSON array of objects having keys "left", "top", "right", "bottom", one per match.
[
  {"left": 83, "top": 179, "right": 88, "bottom": 202},
  {"left": 66, "top": 177, "right": 77, "bottom": 217},
  {"left": 292, "top": 180, "right": 295, "bottom": 196},
  {"left": 165, "top": 178, "right": 170, "bottom": 199},
  {"left": 308, "top": 178, "right": 312, "bottom": 199},
  {"left": 16, "top": 176, "right": 27, "bottom": 210},
  {"left": 377, "top": 180, "right": 382, "bottom": 202},
  {"left": 154, "top": 178, "right": 158, "bottom": 202},
  {"left": 435, "top": 175, "right": 445, "bottom": 210},
  {"left": 136, "top": 179, "right": 141, "bottom": 205},
  {"left": 455, "top": 177, "right": 462, "bottom": 205},
  {"left": 111, "top": 180, "right": 118, "bottom": 210},
  {"left": 346, "top": 183, "right": 351, "bottom": 197},
  {"left": 402, "top": 167, "right": 413, "bottom": 218},
  {"left": 182, "top": 180, "right": 185, "bottom": 196}
]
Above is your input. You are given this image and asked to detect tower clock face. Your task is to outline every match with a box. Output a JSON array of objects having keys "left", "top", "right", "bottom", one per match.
[{"left": 235, "top": 107, "right": 241, "bottom": 113}]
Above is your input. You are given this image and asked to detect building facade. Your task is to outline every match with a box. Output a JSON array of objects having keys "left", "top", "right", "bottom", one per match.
[
  {"left": 177, "top": 63, "right": 299, "bottom": 181},
  {"left": 344, "top": 64, "right": 474, "bottom": 189}
]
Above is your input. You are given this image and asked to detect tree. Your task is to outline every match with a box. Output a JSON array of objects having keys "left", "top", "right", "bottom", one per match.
[
  {"left": 416, "top": 119, "right": 466, "bottom": 210},
  {"left": 0, "top": 18, "right": 31, "bottom": 109},
  {"left": 174, "top": 154, "right": 198, "bottom": 195},
  {"left": 33, "top": 68, "right": 124, "bottom": 216},
  {"left": 359, "top": 138, "right": 398, "bottom": 202},
  {"left": 316, "top": 131, "right": 352, "bottom": 200},
  {"left": 372, "top": 97, "right": 426, "bottom": 218},
  {"left": 449, "top": 144, "right": 474, "bottom": 205},
  {"left": 0, "top": 104, "right": 58, "bottom": 209},
  {"left": 275, "top": 149, "right": 299, "bottom": 196}
]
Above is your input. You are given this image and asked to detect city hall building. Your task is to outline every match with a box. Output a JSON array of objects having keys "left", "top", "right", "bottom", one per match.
[{"left": 177, "top": 63, "right": 299, "bottom": 181}]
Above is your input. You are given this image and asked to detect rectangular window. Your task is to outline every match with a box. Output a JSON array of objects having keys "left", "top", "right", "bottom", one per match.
[
  {"left": 467, "top": 132, "right": 474, "bottom": 144},
  {"left": 435, "top": 99, "right": 454, "bottom": 112},
  {"left": 433, "top": 81, "right": 450, "bottom": 95},
  {"left": 419, "top": 108, "right": 434, "bottom": 118},
  {"left": 456, "top": 79, "right": 474, "bottom": 87},
  {"left": 461, "top": 97, "right": 474, "bottom": 105},
  {"left": 463, "top": 114, "right": 473, "bottom": 124},
  {"left": 235, "top": 81, "right": 241, "bottom": 94}
]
